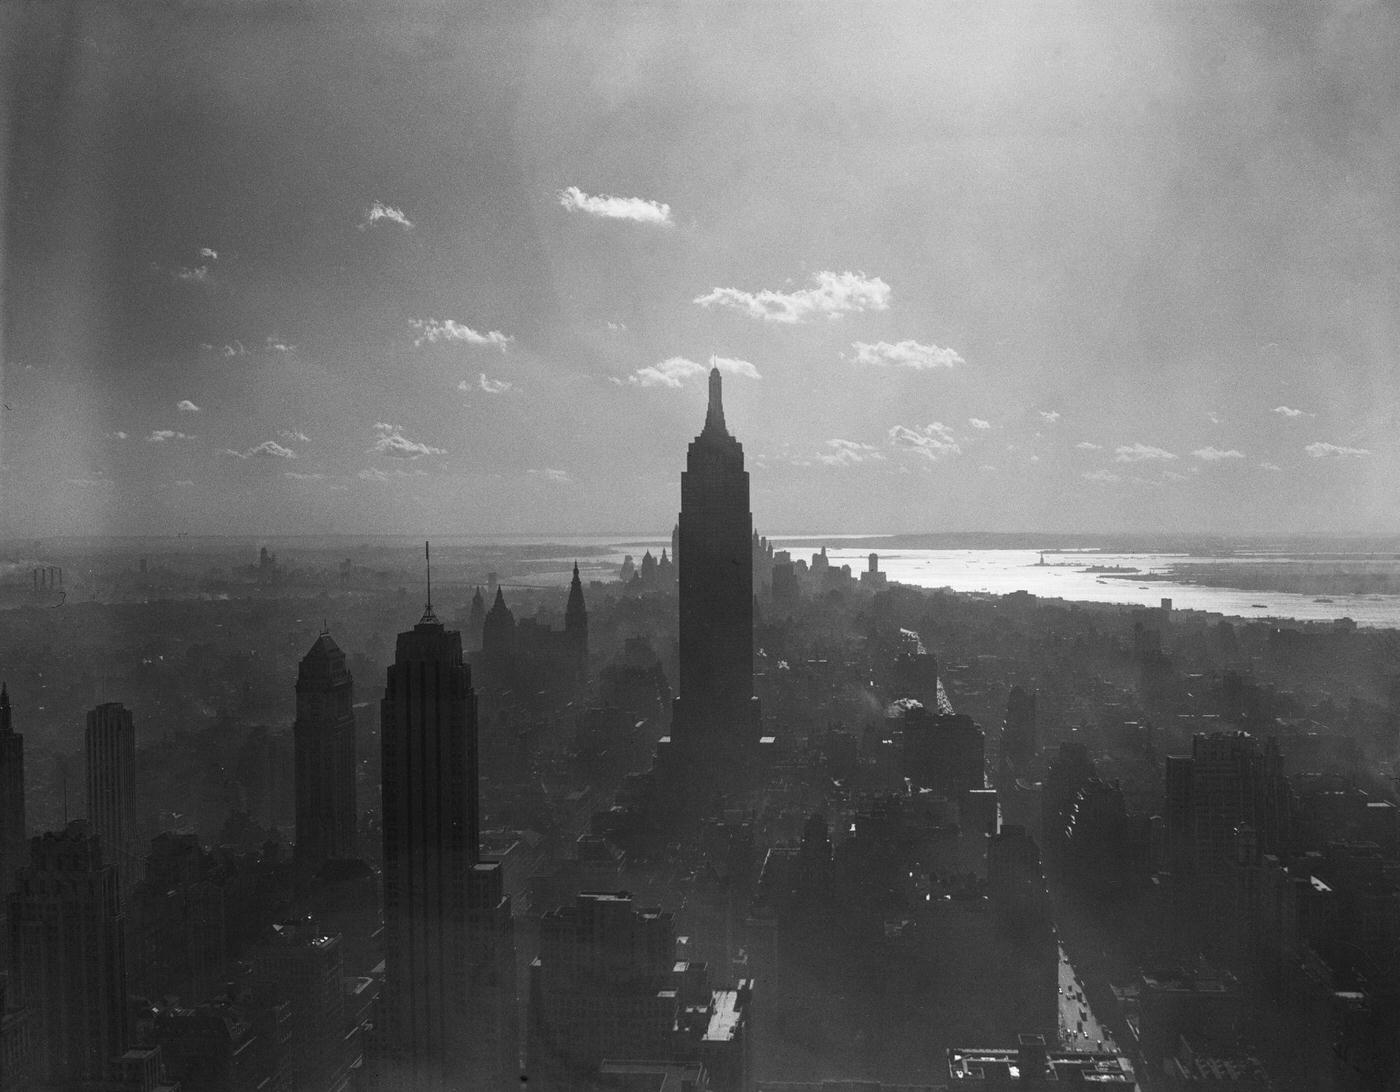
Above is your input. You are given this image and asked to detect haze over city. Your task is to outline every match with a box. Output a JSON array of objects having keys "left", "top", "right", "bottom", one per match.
[{"left": 4, "top": 1, "right": 1398, "bottom": 538}]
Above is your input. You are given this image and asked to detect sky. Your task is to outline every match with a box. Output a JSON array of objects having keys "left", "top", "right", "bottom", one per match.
[{"left": 1, "top": 0, "right": 1397, "bottom": 538}]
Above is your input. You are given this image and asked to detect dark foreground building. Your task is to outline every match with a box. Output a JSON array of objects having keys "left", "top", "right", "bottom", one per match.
[
  {"left": 370, "top": 596, "right": 518, "bottom": 1091},
  {"left": 293, "top": 630, "right": 358, "bottom": 874}
]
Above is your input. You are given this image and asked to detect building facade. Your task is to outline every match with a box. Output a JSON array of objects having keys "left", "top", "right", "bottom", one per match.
[
  {"left": 0, "top": 685, "right": 25, "bottom": 902},
  {"left": 293, "top": 631, "right": 358, "bottom": 873},
  {"left": 85, "top": 702, "right": 139, "bottom": 892}
]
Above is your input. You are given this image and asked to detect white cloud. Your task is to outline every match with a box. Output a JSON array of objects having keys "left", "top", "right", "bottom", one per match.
[
  {"left": 606, "top": 321, "right": 627, "bottom": 332},
  {"left": 278, "top": 429, "right": 310, "bottom": 443},
  {"left": 477, "top": 374, "right": 514, "bottom": 394},
  {"left": 1075, "top": 441, "right": 1102, "bottom": 451},
  {"left": 1038, "top": 411, "right": 1061, "bottom": 424},
  {"left": 1192, "top": 446, "right": 1245, "bottom": 461},
  {"left": 198, "top": 246, "right": 218, "bottom": 260},
  {"left": 358, "top": 466, "right": 427, "bottom": 483},
  {"left": 368, "top": 423, "right": 444, "bottom": 459},
  {"left": 1305, "top": 442, "right": 1370, "bottom": 458},
  {"left": 558, "top": 186, "right": 673, "bottom": 226},
  {"left": 264, "top": 338, "right": 294, "bottom": 354},
  {"left": 709, "top": 355, "right": 762, "bottom": 380},
  {"left": 222, "top": 440, "right": 296, "bottom": 460},
  {"left": 888, "top": 422, "right": 961, "bottom": 461},
  {"left": 284, "top": 471, "right": 325, "bottom": 480},
  {"left": 1114, "top": 443, "right": 1177, "bottom": 462},
  {"left": 1273, "top": 405, "right": 1310, "bottom": 418},
  {"left": 815, "top": 439, "right": 886, "bottom": 467},
  {"left": 1259, "top": 462, "right": 1282, "bottom": 471},
  {"left": 968, "top": 418, "right": 991, "bottom": 430},
  {"left": 174, "top": 265, "right": 210, "bottom": 284},
  {"left": 362, "top": 201, "right": 414, "bottom": 231},
  {"left": 695, "top": 271, "right": 890, "bottom": 324},
  {"left": 176, "top": 400, "right": 201, "bottom": 413},
  {"left": 217, "top": 341, "right": 247, "bottom": 357},
  {"left": 629, "top": 357, "right": 707, "bottom": 388},
  {"left": 146, "top": 430, "right": 193, "bottom": 443},
  {"left": 1083, "top": 469, "right": 1122, "bottom": 483},
  {"left": 410, "top": 319, "right": 513, "bottom": 350},
  {"left": 528, "top": 467, "right": 573, "bottom": 484},
  {"left": 109, "top": 431, "right": 129, "bottom": 441},
  {"left": 847, "top": 339, "right": 963, "bottom": 370},
  {"left": 1206, "top": 411, "right": 1223, "bottom": 425}
]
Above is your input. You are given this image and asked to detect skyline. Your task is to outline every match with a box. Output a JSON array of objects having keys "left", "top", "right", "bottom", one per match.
[{"left": 3, "top": 2, "right": 1398, "bottom": 538}]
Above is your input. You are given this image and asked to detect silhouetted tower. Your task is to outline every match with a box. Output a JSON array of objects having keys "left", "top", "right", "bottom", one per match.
[
  {"left": 85, "top": 702, "right": 137, "bottom": 891},
  {"left": 0, "top": 684, "right": 25, "bottom": 901},
  {"left": 482, "top": 587, "right": 516, "bottom": 660},
  {"left": 673, "top": 367, "right": 757, "bottom": 757},
  {"left": 8, "top": 822, "right": 129, "bottom": 1085},
  {"left": 564, "top": 562, "right": 589, "bottom": 676},
  {"left": 294, "top": 630, "right": 357, "bottom": 873},
  {"left": 376, "top": 590, "right": 517, "bottom": 1090},
  {"left": 467, "top": 586, "right": 487, "bottom": 650}
]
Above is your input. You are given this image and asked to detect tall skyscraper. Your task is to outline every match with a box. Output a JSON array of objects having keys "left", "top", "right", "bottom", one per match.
[
  {"left": 375, "top": 591, "right": 517, "bottom": 1090},
  {"left": 564, "top": 561, "right": 589, "bottom": 677},
  {"left": 0, "top": 684, "right": 26, "bottom": 901},
  {"left": 293, "top": 630, "right": 358, "bottom": 873},
  {"left": 8, "top": 821, "right": 128, "bottom": 1086},
  {"left": 671, "top": 367, "right": 758, "bottom": 763},
  {"left": 85, "top": 702, "right": 138, "bottom": 891}
]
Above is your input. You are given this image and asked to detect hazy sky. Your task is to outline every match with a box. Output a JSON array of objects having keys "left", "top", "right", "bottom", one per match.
[{"left": 2, "top": 1, "right": 1397, "bottom": 537}]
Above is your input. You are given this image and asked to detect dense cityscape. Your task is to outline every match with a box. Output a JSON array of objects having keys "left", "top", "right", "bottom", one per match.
[{"left": 0, "top": 369, "right": 1398, "bottom": 1090}]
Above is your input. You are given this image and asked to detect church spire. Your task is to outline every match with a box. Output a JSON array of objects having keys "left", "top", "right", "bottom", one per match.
[{"left": 704, "top": 366, "right": 726, "bottom": 434}]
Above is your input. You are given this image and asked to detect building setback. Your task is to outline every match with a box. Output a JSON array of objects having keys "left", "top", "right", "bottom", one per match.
[
  {"left": 372, "top": 594, "right": 517, "bottom": 1091},
  {"left": 293, "top": 630, "right": 358, "bottom": 873}
]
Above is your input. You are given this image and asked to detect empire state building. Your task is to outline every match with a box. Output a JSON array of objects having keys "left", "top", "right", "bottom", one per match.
[{"left": 665, "top": 367, "right": 760, "bottom": 799}]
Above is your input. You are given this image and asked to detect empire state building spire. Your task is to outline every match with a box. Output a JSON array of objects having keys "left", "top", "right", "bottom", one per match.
[{"left": 703, "top": 365, "right": 726, "bottom": 435}]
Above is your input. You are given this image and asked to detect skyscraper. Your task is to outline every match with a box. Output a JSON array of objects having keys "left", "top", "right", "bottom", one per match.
[
  {"left": 671, "top": 367, "right": 758, "bottom": 766},
  {"left": 0, "top": 684, "right": 25, "bottom": 902},
  {"left": 85, "top": 702, "right": 138, "bottom": 892},
  {"left": 564, "top": 561, "right": 589, "bottom": 677},
  {"left": 293, "top": 630, "right": 357, "bottom": 873},
  {"left": 8, "top": 821, "right": 128, "bottom": 1086},
  {"left": 375, "top": 592, "right": 517, "bottom": 1090}
]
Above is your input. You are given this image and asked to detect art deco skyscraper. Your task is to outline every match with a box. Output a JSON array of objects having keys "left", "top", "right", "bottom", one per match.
[
  {"left": 375, "top": 592, "right": 516, "bottom": 1091},
  {"left": 85, "top": 702, "right": 138, "bottom": 891},
  {"left": 0, "top": 684, "right": 25, "bottom": 900},
  {"left": 8, "top": 821, "right": 128, "bottom": 1085},
  {"left": 293, "top": 630, "right": 357, "bottom": 873},
  {"left": 564, "top": 561, "right": 589, "bottom": 677},
  {"left": 672, "top": 367, "right": 758, "bottom": 755}
]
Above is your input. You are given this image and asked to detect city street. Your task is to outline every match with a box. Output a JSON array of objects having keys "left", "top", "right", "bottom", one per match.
[{"left": 1058, "top": 946, "right": 1116, "bottom": 1053}]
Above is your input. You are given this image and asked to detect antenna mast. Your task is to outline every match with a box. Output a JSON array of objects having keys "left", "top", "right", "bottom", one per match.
[{"left": 425, "top": 540, "right": 432, "bottom": 612}]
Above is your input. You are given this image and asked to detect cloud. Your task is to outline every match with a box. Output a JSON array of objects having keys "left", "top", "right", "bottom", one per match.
[
  {"left": 968, "top": 418, "right": 991, "bottom": 430},
  {"left": 528, "top": 467, "right": 572, "bottom": 484},
  {"left": 606, "top": 321, "right": 627, "bottom": 332},
  {"left": 362, "top": 201, "right": 414, "bottom": 231},
  {"left": 1075, "top": 441, "right": 1102, "bottom": 450},
  {"left": 1259, "top": 462, "right": 1282, "bottom": 471},
  {"left": 264, "top": 338, "right": 294, "bottom": 354},
  {"left": 476, "top": 374, "right": 514, "bottom": 394},
  {"left": 278, "top": 429, "right": 310, "bottom": 443},
  {"left": 176, "top": 400, "right": 201, "bottom": 413},
  {"left": 558, "top": 186, "right": 672, "bottom": 226},
  {"left": 1206, "top": 411, "right": 1223, "bottom": 425},
  {"left": 709, "top": 355, "right": 762, "bottom": 380},
  {"left": 1192, "top": 446, "right": 1245, "bottom": 461},
  {"left": 1038, "top": 411, "right": 1061, "bottom": 424},
  {"left": 173, "top": 265, "right": 211, "bottom": 284},
  {"left": 222, "top": 440, "right": 296, "bottom": 460},
  {"left": 629, "top": 357, "right": 707, "bottom": 388},
  {"left": 410, "top": 319, "right": 513, "bottom": 350},
  {"left": 368, "top": 423, "right": 444, "bottom": 459},
  {"left": 358, "top": 466, "right": 427, "bottom": 483},
  {"left": 208, "top": 341, "right": 246, "bottom": 357},
  {"left": 198, "top": 246, "right": 218, "bottom": 260},
  {"left": 847, "top": 339, "right": 963, "bottom": 370},
  {"left": 888, "top": 422, "right": 961, "bottom": 461},
  {"left": 146, "top": 430, "right": 193, "bottom": 443},
  {"left": 695, "top": 270, "right": 890, "bottom": 324},
  {"left": 109, "top": 431, "right": 129, "bottom": 441},
  {"left": 1114, "top": 443, "right": 1177, "bottom": 462},
  {"left": 1305, "top": 442, "right": 1370, "bottom": 458},
  {"left": 815, "top": 439, "right": 886, "bottom": 467},
  {"left": 1083, "top": 469, "right": 1122, "bottom": 482},
  {"left": 283, "top": 471, "right": 326, "bottom": 480},
  {"left": 1273, "top": 405, "right": 1310, "bottom": 418}
]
